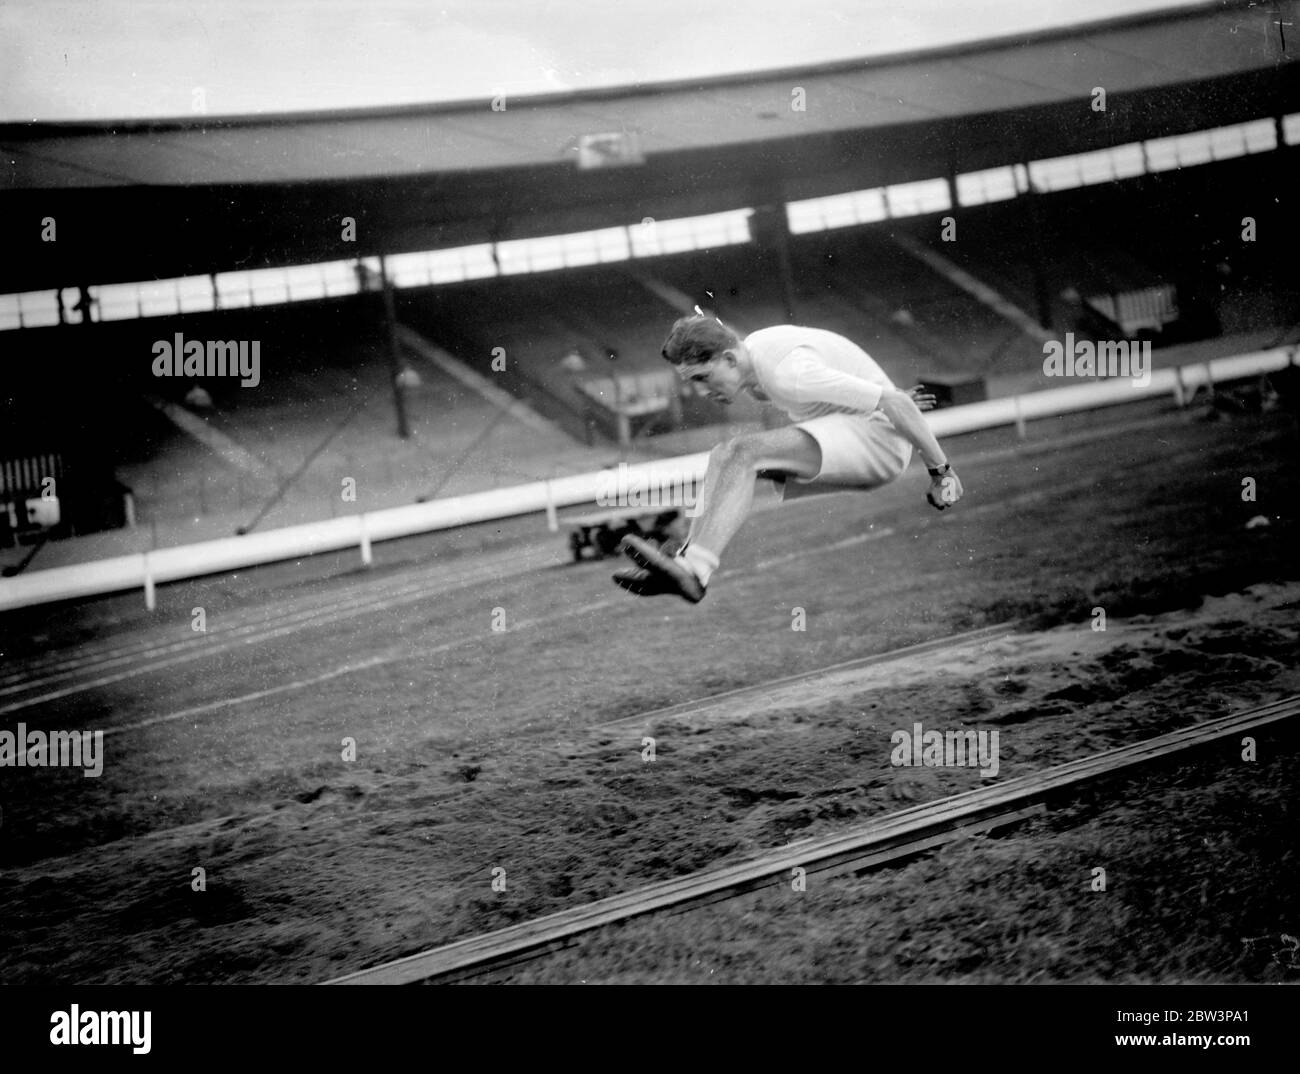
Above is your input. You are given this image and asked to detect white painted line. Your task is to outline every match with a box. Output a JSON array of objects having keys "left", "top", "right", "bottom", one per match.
[
  {"left": 35, "top": 595, "right": 626, "bottom": 740},
  {"left": 61, "top": 654, "right": 400, "bottom": 746}
]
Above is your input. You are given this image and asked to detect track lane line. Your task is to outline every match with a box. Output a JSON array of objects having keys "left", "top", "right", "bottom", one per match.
[{"left": 22, "top": 595, "right": 627, "bottom": 743}]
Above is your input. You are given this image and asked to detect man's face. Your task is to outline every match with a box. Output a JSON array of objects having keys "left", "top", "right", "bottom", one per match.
[{"left": 677, "top": 351, "right": 743, "bottom": 404}]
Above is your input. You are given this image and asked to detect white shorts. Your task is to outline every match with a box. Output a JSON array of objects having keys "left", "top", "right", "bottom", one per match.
[{"left": 781, "top": 413, "right": 913, "bottom": 501}]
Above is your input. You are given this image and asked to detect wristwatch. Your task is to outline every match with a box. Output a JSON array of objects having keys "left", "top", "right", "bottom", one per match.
[{"left": 927, "top": 463, "right": 952, "bottom": 478}]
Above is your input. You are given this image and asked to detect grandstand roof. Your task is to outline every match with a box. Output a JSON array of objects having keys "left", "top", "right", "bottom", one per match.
[{"left": 2, "top": 0, "right": 1297, "bottom": 291}]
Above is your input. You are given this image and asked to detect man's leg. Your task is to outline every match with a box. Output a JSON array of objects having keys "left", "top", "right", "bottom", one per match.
[
  {"left": 614, "top": 426, "right": 820, "bottom": 600},
  {"left": 686, "top": 425, "right": 821, "bottom": 560}
]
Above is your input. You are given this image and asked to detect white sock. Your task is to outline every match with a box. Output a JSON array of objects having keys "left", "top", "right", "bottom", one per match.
[{"left": 679, "top": 544, "right": 719, "bottom": 587}]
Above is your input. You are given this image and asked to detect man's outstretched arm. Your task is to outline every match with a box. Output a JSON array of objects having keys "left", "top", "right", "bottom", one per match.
[
  {"left": 878, "top": 388, "right": 946, "bottom": 468},
  {"left": 877, "top": 388, "right": 964, "bottom": 511}
]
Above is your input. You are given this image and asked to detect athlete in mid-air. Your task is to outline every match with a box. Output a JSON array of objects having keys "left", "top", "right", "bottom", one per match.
[{"left": 613, "top": 313, "right": 964, "bottom": 602}]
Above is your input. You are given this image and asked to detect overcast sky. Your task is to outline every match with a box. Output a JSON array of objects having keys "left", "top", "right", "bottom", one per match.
[{"left": 1, "top": 0, "right": 1206, "bottom": 122}]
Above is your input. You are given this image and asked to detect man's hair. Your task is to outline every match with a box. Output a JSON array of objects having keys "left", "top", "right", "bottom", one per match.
[{"left": 661, "top": 313, "right": 739, "bottom": 367}]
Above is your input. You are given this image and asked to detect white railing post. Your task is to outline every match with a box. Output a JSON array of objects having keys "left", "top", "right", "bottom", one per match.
[
  {"left": 359, "top": 513, "right": 373, "bottom": 567},
  {"left": 143, "top": 552, "right": 156, "bottom": 611},
  {"left": 545, "top": 479, "right": 558, "bottom": 533}
]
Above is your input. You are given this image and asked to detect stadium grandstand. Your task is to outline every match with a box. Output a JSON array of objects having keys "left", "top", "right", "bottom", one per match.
[{"left": 1, "top": 0, "right": 1297, "bottom": 572}]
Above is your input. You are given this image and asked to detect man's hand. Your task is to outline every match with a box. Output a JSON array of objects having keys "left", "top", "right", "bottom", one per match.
[
  {"left": 907, "top": 385, "right": 938, "bottom": 412},
  {"left": 926, "top": 465, "right": 964, "bottom": 511}
]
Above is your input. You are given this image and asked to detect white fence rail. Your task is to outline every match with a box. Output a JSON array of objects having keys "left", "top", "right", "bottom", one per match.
[{"left": 0, "top": 346, "right": 1293, "bottom": 612}]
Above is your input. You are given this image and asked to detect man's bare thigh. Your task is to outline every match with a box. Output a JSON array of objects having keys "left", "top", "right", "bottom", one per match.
[{"left": 734, "top": 425, "right": 822, "bottom": 481}]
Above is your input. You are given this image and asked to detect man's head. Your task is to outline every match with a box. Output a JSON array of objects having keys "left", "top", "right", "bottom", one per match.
[{"left": 661, "top": 313, "right": 747, "bottom": 404}]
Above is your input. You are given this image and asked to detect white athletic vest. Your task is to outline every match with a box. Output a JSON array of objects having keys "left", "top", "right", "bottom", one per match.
[{"left": 743, "top": 325, "right": 896, "bottom": 421}]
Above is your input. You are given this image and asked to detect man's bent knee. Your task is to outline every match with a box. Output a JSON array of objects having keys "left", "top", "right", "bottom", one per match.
[{"left": 713, "top": 433, "right": 765, "bottom": 471}]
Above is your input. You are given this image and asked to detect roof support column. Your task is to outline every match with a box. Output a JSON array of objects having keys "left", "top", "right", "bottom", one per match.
[
  {"left": 1023, "top": 185, "right": 1055, "bottom": 333},
  {"left": 749, "top": 201, "right": 798, "bottom": 323},
  {"left": 378, "top": 255, "right": 412, "bottom": 440}
]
